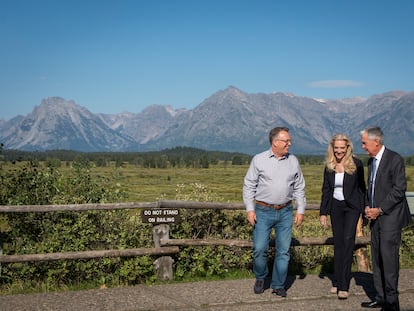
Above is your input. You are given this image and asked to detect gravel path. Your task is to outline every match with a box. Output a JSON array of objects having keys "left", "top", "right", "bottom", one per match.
[{"left": 1, "top": 270, "right": 413, "bottom": 311}]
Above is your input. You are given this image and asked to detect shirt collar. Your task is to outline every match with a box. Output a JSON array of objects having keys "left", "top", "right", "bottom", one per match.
[
  {"left": 375, "top": 145, "right": 385, "bottom": 162},
  {"left": 268, "top": 148, "right": 289, "bottom": 160}
]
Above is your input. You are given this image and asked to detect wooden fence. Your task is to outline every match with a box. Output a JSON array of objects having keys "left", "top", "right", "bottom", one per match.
[{"left": 0, "top": 200, "right": 381, "bottom": 280}]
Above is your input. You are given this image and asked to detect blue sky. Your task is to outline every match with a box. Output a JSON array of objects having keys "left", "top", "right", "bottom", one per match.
[{"left": 1, "top": 0, "right": 413, "bottom": 120}]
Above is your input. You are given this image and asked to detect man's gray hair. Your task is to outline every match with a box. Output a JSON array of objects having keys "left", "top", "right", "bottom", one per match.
[{"left": 360, "top": 126, "right": 384, "bottom": 144}]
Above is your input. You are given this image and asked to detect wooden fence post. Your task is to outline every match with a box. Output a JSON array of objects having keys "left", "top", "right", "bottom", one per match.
[
  {"left": 0, "top": 233, "right": 3, "bottom": 275},
  {"left": 355, "top": 216, "right": 371, "bottom": 272},
  {"left": 152, "top": 224, "right": 174, "bottom": 281}
]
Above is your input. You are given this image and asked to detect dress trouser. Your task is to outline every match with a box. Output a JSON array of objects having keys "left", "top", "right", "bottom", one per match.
[
  {"left": 330, "top": 199, "right": 360, "bottom": 291},
  {"left": 370, "top": 220, "right": 401, "bottom": 311}
]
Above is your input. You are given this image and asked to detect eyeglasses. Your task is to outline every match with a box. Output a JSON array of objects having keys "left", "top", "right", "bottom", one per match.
[{"left": 275, "top": 139, "right": 292, "bottom": 144}]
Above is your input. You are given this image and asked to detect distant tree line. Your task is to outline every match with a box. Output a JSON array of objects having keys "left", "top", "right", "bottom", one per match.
[
  {"left": 0, "top": 146, "right": 253, "bottom": 168},
  {"left": 1, "top": 145, "right": 413, "bottom": 168}
]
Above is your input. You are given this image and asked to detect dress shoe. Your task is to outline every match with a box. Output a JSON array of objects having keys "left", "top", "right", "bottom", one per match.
[
  {"left": 272, "top": 288, "right": 287, "bottom": 297},
  {"left": 361, "top": 300, "right": 383, "bottom": 308},
  {"left": 253, "top": 279, "right": 264, "bottom": 294}
]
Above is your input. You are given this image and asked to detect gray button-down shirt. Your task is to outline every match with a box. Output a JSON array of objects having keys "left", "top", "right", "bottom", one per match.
[{"left": 243, "top": 149, "right": 306, "bottom": 214}]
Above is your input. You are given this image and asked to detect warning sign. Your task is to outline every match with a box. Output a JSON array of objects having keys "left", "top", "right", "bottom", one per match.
[{"left": 141, "top": 209, "right": 180, "bottom": 224}]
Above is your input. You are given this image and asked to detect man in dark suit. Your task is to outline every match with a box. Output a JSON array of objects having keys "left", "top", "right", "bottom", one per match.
[{"left": 360, "top": 126, "right": 412, "bottom": 311}]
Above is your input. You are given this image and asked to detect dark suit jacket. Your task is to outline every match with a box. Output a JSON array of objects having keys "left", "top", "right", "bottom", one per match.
[
  {"left": 367, "top": 148, "right": 412, "bottom": 230},
  {"left": 320, "top": 157, "right": 366, "bottom": 215}
]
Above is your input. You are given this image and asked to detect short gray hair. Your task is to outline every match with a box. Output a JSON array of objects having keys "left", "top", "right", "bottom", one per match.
[{"left": 360, "top": 126, "right": 384, "bottom": 144}]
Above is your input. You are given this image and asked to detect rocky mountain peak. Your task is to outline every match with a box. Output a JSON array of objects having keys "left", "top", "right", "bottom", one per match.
[{"left": 1, "top": 88, "right": 413, "bottom": 155}]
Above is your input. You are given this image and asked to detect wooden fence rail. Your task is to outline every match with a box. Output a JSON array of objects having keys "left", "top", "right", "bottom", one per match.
[
  {"left": 160, "top": 236, "right": 372, "bottom": 248},
  {"left": 0, "top": 247, "right": 179, "bottom": 264},
  {"left": 0, "top": 200, "right": 375, "bottom": 280},
  {"left": 0, "top": 200, "right": 316, "bottom": 213}
]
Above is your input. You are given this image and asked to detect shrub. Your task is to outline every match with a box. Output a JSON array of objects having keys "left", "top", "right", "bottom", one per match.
[{"left": 0, "top": 159, "right": 157, "bottom": 293}]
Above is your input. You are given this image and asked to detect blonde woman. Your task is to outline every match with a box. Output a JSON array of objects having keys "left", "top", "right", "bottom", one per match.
[{"left": 319, "top": 134, "right": 366, "bottom": 299}]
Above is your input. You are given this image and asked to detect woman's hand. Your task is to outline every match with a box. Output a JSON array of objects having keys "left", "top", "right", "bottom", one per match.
[{"left": 319, "top": 215, "right": 329, "bottom": 228}]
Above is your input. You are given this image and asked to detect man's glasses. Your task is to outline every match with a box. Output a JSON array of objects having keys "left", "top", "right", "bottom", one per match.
[{"left": 275, "top": 139, "right": 292, "bottom": 144}]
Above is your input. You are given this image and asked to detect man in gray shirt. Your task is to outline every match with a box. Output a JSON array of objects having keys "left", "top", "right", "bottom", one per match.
[{"left": 243, "top": 127, "right": 306, "bottom": 297}]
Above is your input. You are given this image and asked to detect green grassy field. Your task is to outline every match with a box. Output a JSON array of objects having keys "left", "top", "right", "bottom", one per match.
[
  {"left": 3, "top": 160, "right": 413, "bottom": 204},
  {"left": 85, "top": 162, "right": 414, "bottom": 204}
]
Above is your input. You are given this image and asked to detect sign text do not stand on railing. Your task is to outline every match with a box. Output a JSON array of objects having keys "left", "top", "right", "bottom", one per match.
[{"left": 141, "top": 209, "right": 180, "bottom": 224}]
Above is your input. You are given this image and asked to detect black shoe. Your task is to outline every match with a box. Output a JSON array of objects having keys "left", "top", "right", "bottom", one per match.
[
  {"left": 253, "top": 279, "right": 264, "bottom": 294},
  {"left": 272, "top": 288, "right": 287, "bottom": 297},
  {"left": 361, "top": 301, "right": 383, "bottom": 308}
]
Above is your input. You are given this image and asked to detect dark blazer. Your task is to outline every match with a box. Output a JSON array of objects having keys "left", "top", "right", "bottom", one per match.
[
  {"left": 320, "top": 157, "right": 366, "bottom": 215},
  {"left": 367, "top": 148, "right": 412, "bottom": 230}
]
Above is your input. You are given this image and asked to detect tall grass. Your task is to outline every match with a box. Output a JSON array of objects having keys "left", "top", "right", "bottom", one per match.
[
  {"left": 78, "top": 162, "right": 414, "bottom": 204},
  {"left": 3, "top": 161, "right": 412, "bottom": 203}
]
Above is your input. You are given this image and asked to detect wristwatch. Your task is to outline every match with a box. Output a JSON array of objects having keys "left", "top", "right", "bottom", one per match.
[{"left": 378, "top": 208, "right": 384, "bottom": 215}]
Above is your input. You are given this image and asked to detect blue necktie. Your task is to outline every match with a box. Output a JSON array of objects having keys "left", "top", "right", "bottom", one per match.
[{"left": 370, "top": 158, "right": 377, "bottom": 207}]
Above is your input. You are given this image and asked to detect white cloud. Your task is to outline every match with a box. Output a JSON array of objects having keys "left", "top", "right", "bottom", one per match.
[{"left": 307, "top": 80, "right": 364, "bottom": 88}]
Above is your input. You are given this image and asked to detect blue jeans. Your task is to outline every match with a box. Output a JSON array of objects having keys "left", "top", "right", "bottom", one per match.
[{"left": 253, "top": 203, "right": 293, "bottom": 289}]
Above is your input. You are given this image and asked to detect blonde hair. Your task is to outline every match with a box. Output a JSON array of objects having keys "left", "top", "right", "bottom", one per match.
[{"left": 325, "top": 133, "right": 356, "bottom": 174}]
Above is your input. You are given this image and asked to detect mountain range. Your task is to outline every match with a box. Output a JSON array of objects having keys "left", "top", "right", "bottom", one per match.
[{"left": 1, "top": 86, "right": 413, "bottom": 155}]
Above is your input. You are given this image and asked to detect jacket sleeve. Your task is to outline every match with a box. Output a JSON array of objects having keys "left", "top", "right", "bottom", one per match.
[{"left": 319, "top": 167, "right": 331, "bottom": 215}]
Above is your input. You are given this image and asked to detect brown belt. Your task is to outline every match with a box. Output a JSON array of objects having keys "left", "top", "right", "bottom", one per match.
[{"left": 255, "top": 200, "right": 292, "bottom": 210}]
